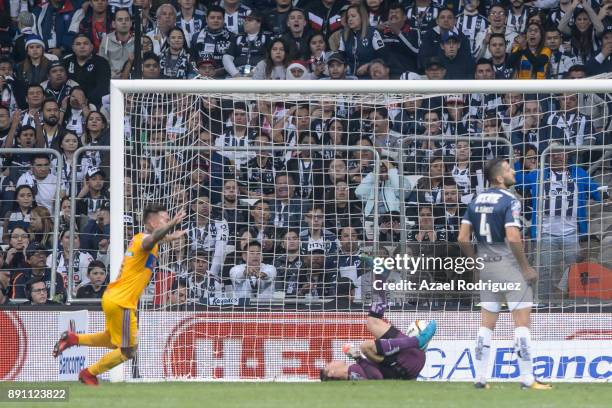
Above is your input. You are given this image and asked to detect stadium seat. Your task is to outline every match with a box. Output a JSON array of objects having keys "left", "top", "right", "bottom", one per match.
[{"left": 568, "top": 262, "right": 612, "bottom": 300}]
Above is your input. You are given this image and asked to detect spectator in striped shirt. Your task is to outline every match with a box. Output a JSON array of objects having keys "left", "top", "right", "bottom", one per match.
[
  {"left": 214, "top": 102, "right": 257, "bottom": 169},
  {"left": 176, "top": 0, "right": 206, "bottom": 48},
  {"left": 475, "top": 5, "right": 517, "bottom": 60},
  {"left": 405, "top": 0, "right": 439, "bottom": 34},
  {"left": 223, "top": 0, "right": 252, "bottom": 35},
  {"left": 456, "top": 0, "right": 488, "bottom": 56},
  {"left": 516, "top": 149, "right": 609, "bottom": 304}
]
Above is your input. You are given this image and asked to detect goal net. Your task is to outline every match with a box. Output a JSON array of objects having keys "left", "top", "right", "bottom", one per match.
[{"left": 108, "top": 80, "right": 612, "bottom": 382}]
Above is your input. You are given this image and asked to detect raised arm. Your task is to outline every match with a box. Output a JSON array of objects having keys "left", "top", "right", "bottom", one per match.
[
  {"left": 33, "top": 109, "right": 45, "bottom": 148},
  {"left": 209, "top": 221, "right": 229, "bottom": 276},
  {"left": 5, "top": 109, "right": 21, "bottom": 150},
  {"left": 583, "top": 1, "right": 604, "bottom": 35},
  {"left": 558, "top": 2, "right": 575, "bottom": 36},
  {"left": 354, "top": 171, "right": 376, "bottom": 199}
]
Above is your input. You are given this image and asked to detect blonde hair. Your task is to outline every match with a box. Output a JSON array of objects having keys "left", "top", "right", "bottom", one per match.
[
  {"left": 30, "top": 206, "right": 53, "bottom": 248},
  {"left": 343, "top": 4, "right": 369, "bottom": 42}
]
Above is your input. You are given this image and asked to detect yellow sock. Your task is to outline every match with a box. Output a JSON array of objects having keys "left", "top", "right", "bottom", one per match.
[
  {"left": 78, "top": 332, "right": 114, "bottom": 348},
  {"left": 88, "top": 349, "right": 128, "bottom": 376}
]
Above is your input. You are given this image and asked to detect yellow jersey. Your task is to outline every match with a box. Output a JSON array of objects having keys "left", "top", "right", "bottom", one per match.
[
  {"left": 511, "top": 46, "right": 551, "bottom": 80},
  {"left": 104, "top": 233, "right": 159, "bottom": 309}
]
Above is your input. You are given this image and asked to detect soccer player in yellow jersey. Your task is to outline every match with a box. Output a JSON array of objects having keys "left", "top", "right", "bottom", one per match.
[{"left": 52, "top": 204, "right": 186, "bottom": 385}]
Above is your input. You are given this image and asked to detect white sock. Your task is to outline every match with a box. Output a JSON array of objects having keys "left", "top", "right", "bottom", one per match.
[
  {"left": 514, "top": 326, "right": 534, "bottom": 386},
  {"left": 474, "top": 327, "right": 492, "bottom": 384}
]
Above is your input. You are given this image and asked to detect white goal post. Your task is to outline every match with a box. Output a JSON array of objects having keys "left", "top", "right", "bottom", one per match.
[
  {"left": 107, "top": 79, "right": 612, "bottom": 383},
  {"left": 109, "top": 78, "right": 612, "bottom": 284}
]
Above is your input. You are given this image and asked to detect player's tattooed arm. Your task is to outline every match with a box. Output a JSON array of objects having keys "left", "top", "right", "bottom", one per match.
[
  {"left": 142, "top": 211, "right": 187, "bottom": 251},
  {"left": 159, "top": 230, "right": 188, "bottom": 245}
]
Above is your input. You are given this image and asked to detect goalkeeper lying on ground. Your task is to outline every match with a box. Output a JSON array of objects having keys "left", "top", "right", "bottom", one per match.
[{"left": 320, "top": 302, "right": 436, "bottom": 381}]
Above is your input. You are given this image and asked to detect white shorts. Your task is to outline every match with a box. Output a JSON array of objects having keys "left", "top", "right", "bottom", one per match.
[
  {"left": 480, "top": 301, "right": 533, "bottom": 313},
  {"left": 480, "top": 257, "right": 533, "bottom": 313}
]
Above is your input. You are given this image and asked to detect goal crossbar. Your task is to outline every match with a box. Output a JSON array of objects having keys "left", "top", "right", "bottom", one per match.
[
  {"left": 108, "top": 79, "right": 612, "bottom": 383},
  {"left": 110, "top": 79, "right": 612, "bottom": 94}
]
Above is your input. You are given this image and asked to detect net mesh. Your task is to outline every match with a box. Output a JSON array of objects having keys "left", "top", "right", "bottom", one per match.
[
  {"left": 2, "top": 310, "right": 612, "bottom": 381},
  {"left": 117, "top": 89, "right": 612, "bottom": 380}
]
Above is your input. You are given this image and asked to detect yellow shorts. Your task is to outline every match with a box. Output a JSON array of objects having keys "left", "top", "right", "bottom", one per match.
[{"left": 102, "top": 297, "right": 137, "bottom": 348}]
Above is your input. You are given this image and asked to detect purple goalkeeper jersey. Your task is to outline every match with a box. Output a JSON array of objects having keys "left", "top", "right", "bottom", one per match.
[
  {"left": 348, "top": 358, "right": 383, "bottom": 380},
  {"left": 348, "top": 348, "right": 426, "bottom": 380}
]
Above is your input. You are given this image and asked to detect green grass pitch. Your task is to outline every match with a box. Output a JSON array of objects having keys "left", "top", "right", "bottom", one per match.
[{"left": 1, "top": 382, "right": 611, "bottom": 408}]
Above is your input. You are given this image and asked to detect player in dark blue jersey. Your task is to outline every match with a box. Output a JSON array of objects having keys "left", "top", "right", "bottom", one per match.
[{"left": 458, "top": 158, "right": 552, "bottom": 391}]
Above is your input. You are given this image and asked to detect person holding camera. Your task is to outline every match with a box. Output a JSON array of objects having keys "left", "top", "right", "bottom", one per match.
[
  {"left": 0, "top": 57, "right": 20, "bottom": 113},
  {"left": 76, "top": 167, "right": 109, "bottom": 221},
  {"left": 355, "top": 158, "right": 400, "bottom": 218},
  {"left": 230, "top": 240, "right": 276, "bottom": 299},
  {"left": 355, "top": 158, "right": 400, "bottom": 241}
]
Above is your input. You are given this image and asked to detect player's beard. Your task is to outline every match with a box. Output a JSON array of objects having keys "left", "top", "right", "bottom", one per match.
[{"left": 504, "top": 174, "right": 516, "bottom": 188}]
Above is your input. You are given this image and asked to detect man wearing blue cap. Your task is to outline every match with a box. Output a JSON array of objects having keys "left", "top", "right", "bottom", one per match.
[
  {"left": 418, "top": 7, "right": 472, "bottom": 72},
  {"left": 440, "top": 30, "right": 475, "bottom": 79}
]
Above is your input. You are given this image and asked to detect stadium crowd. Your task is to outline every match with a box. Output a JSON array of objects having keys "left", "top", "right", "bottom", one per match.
[{"left": 0, "top": 0, "right": 610, "bottom": 308}]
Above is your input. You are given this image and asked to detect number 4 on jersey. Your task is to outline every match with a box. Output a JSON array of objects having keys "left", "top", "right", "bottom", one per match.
[{"left": 480, "top": 213, "right": 493, "bottom": 243}]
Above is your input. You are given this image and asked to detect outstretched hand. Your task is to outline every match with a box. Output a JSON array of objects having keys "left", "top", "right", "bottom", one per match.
[
  {"left": 165, "top": 230, "right": 187, "bottom": 242},
  {"left": 169, "top": 210, "right": 187, "bottom": 227}
]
